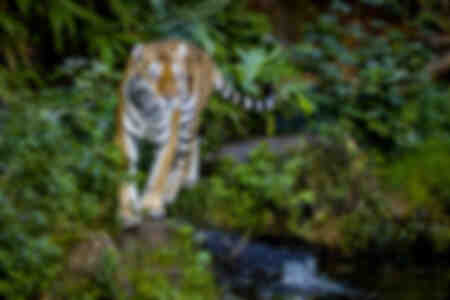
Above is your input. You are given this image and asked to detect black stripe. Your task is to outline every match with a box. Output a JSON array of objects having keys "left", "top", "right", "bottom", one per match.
[
  {"left": 126, "top": 76, "right": 160, "bottom": 115},
  {"left": 155, "top": 134, "right": 169, "bottom": 146},
  {"left": 175, "top": 148, "right": 189, "bottom": 158},
  {"left": 152, "top": 124, "right": 168, "bottom": 136},
  {"left": 142, "top": 105, "right": 160, "bottom": 120},
  {"left": 180, "top": 116, "right": 194, "bottom": 126},
  {"left": 172, "top": 152, "right": 188, "bottom": 168},
  {"left": 147, "top": 109, "right": 164, "bottom": 122},
  {"left": 125, "top": 109, "right": 141, "bottom": 128},
  {"left": 180, "top": 103, "right": 196, "bottom": 114},
  {"left": 125, "top": 128, "right": 141, "bottom": 143},
  {"left": 178, "top": 134, "right": 194, "bottom": 143}
]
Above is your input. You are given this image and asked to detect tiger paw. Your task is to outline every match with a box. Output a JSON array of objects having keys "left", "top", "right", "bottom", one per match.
[
  {"left": 141, "top": 194, "right": 166, "bottom": 220},
  {"left": 119, "top": 210, "right": 142, "bottom": 229}
]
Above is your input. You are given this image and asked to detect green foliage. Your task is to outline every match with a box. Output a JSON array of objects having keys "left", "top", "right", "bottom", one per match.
[
  {"left": 172, "top": 133, "right": 382, "bottom": 240},
  {"left": 389, "top": 136, "right": 450, "bottom": 212},
  {"left": 0, "top": 194, "right": 61, "bottom": 299},
  {"left": 384, "top": 135, "right": 450, "bottom": 253},
  {"left": 55, "top": 242, "right": 122, "bottom": 300},
  {"left": 129, "top": 225, "right": 219, "bottom": 300},
  {"left": 294, "top": 14, "right": 450, "bottom": 151},
  {"left": 332, "top": 0, "right": 450, "bottom": 32},
  {"left": 368, "top": 0, "right": 450, "bottom": 32},
  {"left": 1, "top": 1, "right": 450, "bottom": 298},
  {"left": 50, "top": 225, "right": 219, "bottom": 300},
  {"left": 0, "top": 61, "right": 122, "bottom": 299},
  {"left": 173, "top": 146, "right": 304, "bottom": 236},
  {"left": 341, "top": 136, "right": 450, "bottom": 254}
]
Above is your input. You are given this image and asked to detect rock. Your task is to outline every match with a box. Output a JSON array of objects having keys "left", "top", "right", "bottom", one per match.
[
  {"left": 118, "top": 217, "right": 173, "bottom": 252},
  {"left": 209, "top": 134, "right": 311, "bottom": 163},
  {"left": 64, "top": 220, "right": 179, "bottom": 298},
  {"left": 67, "top": 231, "right": 118, "bottom": 276}
]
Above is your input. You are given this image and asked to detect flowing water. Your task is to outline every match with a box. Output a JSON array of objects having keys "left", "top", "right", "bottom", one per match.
[{"left": 199, "top": 230, "right": 450, "bottom": 300}]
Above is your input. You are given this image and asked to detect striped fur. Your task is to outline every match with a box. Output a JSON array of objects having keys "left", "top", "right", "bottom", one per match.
[
  {"left": 214, "top": 72, "right": 276, "bottom": 111},
  {"left": 116, "top": 39, "right": 276, "bottom": 226}
]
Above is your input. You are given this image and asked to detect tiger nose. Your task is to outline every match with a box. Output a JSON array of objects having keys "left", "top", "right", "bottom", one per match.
[{"left": 158, "top": 63, "right": 178, "bottom": 98}]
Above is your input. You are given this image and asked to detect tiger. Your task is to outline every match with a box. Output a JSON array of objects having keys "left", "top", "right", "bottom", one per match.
[{"left": 116, "top": 39, "right": 276, "bottom": 227}]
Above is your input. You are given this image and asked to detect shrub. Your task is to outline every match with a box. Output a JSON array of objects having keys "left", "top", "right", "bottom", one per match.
[
  {"left": 0, "top": 61, "right": 122, "bottom": 298},
  {"left": 172, "top": 132, "right": 382, "bottom": 241},
  {"left": 293, "top": 14, "right": 450, "bottom": 151}
]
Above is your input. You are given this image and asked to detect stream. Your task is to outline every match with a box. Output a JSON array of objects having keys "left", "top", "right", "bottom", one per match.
[{"left": 197, "top": 230, "right": 450, "bottom": 300}]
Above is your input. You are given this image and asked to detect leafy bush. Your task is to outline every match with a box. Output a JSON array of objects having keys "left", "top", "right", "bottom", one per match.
[
  {"left": 0, "top": 0, "right": 153, "bottom": 71},
  {"left": 172, "top": 133, "right": 383, "bottom": 241},
  {"left": 341, "top": 135, "right": 450, "bottom": 255},
  {"left": 128, "top": 225, "right": 219, "bottom": 300},
  {"left": 50, "top": 225, "right": 219, "bottom": 300},
  {"left": 389, "top": 136, "right": 450, "bottom": 213},
  {"left": 380, "top": 136, "right": 450, "bottom": 253},
  {"left": 0, "top": 194, "right": 61, "bottom": 299},
  {"left": 0, "top": 61, "right": 122, "bottom": 298},
  {"left": 293, "top": 14, "right": 450, "bottom": 151}
]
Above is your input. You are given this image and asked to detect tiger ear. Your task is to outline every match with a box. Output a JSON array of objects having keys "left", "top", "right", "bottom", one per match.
[{"left": 131, "top": 44, "right": 144, "bottom": 59}]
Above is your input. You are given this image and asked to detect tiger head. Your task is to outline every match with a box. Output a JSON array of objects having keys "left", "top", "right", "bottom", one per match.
[{"left": 124, "top": 40, "right": 191, "bottom": 105}]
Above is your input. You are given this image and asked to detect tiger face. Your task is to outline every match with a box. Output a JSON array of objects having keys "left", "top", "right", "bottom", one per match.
[{"left": 125, "top": 41, "right": 192, "bottom": 104}]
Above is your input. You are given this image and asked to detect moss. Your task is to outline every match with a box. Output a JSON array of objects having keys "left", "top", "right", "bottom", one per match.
[
  {"left": 50, "top": 224, "right": 220, "bottom": 300},
  {"left": 124, "top": 223, "right": 220, "bottom": 300},
  {"left": 383, "top": 137, "right": 450, "bottom": 252}
]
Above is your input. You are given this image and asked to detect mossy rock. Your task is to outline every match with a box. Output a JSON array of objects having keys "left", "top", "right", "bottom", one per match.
[{"left": 51, "top": 221, "right": 220, "bottom": 300}]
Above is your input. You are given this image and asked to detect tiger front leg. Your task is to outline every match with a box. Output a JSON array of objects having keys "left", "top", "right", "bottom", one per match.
[
  {"left": 117, "top": 133, "right": 142, "bottom": 228},
  {"left": 182, "top": 138, "right": 200, "bottom": 187},
  {"left": 141, "top": 110, "right": 181, "bottom": 218},
  {"left": 140, "top": 146, "right": 171, "bottom": 218},
  {"left": 160, "top": 139, "right": 199, "bottom": 207},
  {"left": 163, "top": 156, "right": 188, "bottom": 204}
]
